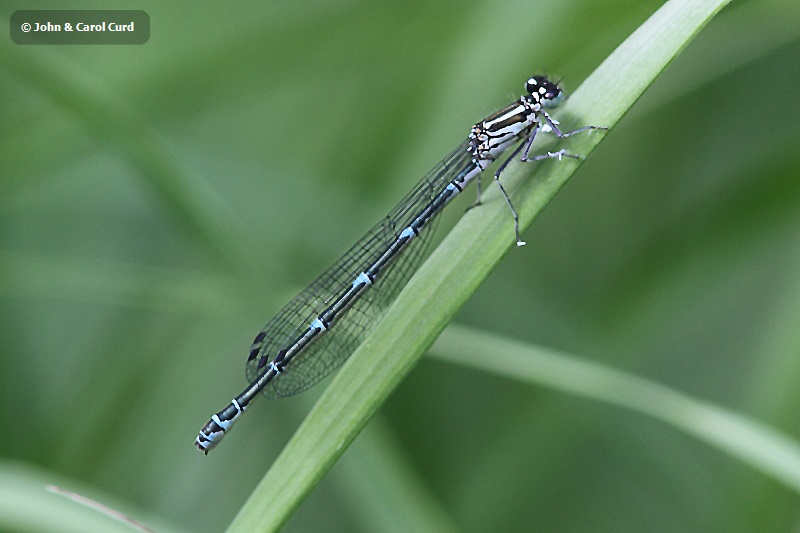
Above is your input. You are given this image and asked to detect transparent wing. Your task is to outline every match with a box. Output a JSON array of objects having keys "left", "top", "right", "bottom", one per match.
[{"left": 245, "top": 140, "right": 474, "bottom": 398}]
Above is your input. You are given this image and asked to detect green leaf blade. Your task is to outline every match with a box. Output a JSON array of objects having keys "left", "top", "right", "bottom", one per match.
[{"left": 228, "top": 0, "right": 734, "bottom": 530}]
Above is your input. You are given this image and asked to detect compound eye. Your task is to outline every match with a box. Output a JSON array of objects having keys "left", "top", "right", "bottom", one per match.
[{"left": 542, "top": 90, "right": 564, "bottom": 109}]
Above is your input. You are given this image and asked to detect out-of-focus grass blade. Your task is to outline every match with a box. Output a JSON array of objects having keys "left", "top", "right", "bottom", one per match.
[{"left": 432, "top": 325, "right": 800, "bottom": 494}]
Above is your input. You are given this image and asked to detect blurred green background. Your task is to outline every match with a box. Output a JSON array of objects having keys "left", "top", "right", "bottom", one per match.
[{"left": 2, "top": 0, "right": 800, "bottom": 531}]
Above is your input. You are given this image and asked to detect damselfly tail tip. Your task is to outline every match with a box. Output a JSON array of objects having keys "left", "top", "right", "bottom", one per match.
[
  {"left": 516, "top": 240, "right": 526, "bottom": 247},
  {"left": 195, "top": 435, "right": 212, "bottom": 455}
]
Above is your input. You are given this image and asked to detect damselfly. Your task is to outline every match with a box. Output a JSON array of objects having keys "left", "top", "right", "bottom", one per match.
[{"left": 196, "top": 75, "right": 604, "bottom": 453}]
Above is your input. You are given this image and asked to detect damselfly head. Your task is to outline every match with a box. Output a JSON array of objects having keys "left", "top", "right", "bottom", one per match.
[{"left": 525, "top": 75, "right": 564, "bottom": 109}]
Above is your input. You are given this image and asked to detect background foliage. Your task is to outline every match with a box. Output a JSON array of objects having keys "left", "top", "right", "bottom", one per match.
[{"left": 1, "top": 0, "right": 799, "bottom": 531}]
